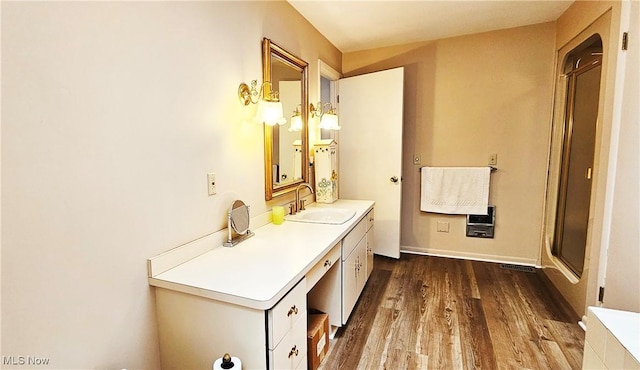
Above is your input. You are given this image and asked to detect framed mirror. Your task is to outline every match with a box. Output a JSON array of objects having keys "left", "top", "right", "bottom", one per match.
[{"left": 262, "top": 38, "right": 309, "bottom": 200}]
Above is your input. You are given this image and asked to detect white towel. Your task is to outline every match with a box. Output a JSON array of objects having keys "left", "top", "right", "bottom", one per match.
[{"left": 420, "top": 167, "right": 490, "bottom": 215}]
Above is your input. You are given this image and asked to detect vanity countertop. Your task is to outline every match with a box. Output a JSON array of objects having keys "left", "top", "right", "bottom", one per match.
[{"left": 148, "top": 199, "right": 374, "bottom": 310}]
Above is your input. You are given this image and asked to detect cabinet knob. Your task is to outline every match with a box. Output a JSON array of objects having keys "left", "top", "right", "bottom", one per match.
[
  {"left": 287, "top": 305, "right": 298, "bottom": 317},
  {"left": 390, "top": 176, "right": 399, "bottom": 183},
  {"left": 324, "top": 259, "right": 332, "bottom": 268},
  {"left": 288, "top": 345, "right": 299, "bottom": 358}
]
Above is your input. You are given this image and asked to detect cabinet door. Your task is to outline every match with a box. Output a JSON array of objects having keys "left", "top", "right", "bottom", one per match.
[{"left": 342, "top": 237, "right": 366, "bottom": 324}]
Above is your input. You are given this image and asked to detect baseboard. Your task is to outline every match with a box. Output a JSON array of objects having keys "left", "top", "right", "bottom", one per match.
[
  {"left": 400, "top": 245, "right": 539, "bottom": 267},
  {"left": 578, "top": 315, "right": 587, "bottom": 331}
]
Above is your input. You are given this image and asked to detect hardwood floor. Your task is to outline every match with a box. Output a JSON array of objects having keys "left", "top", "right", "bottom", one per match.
[{"left": 317, "top": 254, "right": 585, "bottom": 370}]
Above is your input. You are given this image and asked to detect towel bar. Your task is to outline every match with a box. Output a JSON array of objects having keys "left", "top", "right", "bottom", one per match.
[{"left": 418, "top": 166, "right": 498, "bottom": 172}]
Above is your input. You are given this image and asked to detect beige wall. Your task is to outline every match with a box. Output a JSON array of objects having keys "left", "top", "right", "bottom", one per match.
[
  {"left": 1, "top": 1, "right": 339, "bottom": 368},
  {"left": 343, "top": 22, "right": 556, "bottom": 266}
]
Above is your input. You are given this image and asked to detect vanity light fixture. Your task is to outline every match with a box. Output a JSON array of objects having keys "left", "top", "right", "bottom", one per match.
[
  {"left": 289, "top": 105, "right": 303, "bottom": 132},
  {"left": 310, "top": 102, "right": 340, "bottom": 130},
  {"left": 238, "top": 80, "right": 286, "bottom": 126}
]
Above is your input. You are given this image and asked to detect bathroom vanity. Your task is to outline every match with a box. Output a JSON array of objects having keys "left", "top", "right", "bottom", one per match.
[{"left": 148, "top": 199, "right": 375, "bottom": 369}]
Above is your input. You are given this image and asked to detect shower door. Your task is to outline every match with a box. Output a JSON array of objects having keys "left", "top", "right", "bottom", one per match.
[{"left": 553, "top": 55, "right": 602, "bottom": 277}]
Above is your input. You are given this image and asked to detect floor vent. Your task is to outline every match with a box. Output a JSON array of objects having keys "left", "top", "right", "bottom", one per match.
[{"left": 500, "top": 264, "right": 536, "bottom": 273}]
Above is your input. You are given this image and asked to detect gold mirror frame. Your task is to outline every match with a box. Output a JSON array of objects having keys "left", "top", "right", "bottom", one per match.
[{"left": 263, "top": 38, "right": 309, "bottom": 200}]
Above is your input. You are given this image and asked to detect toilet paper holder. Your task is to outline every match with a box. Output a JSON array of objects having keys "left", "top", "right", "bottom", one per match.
[{"left": 213, "top": 353, "right": 242, "bottom": 370}]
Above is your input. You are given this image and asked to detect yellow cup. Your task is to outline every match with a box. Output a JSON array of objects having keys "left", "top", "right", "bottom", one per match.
[{"left": 272, "top": 206, "right": 285, "bottom": 225}]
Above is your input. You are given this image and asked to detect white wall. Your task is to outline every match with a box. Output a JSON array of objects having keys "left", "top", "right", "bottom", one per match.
[
  {"left": 601, "top": 0, "right": 640, "bottom": 312},
  {"left": 1, "top": 2, "right": 340, "bottom": 368}
]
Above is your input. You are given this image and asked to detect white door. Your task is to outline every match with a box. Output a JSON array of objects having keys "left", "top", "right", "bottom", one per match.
[{"left": 338, "top": 67, "right": 404, "bottom": 259}]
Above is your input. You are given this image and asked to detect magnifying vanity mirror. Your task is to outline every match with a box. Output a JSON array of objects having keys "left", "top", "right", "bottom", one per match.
[
  {"left": 262, "top": 38, "right": 309, "bottom": 200},
  {"left": 223, "top": 200, "right": 254, "bottom": 247}
]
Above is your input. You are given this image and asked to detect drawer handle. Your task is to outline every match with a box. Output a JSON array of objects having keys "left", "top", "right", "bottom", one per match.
[
  {"left": 287, "top": 305, "right": 298, "bottom": 317},
  {"left": 324, "top": 259, "right": 332, "bottom": 268},
  {"left": 288, "top": 345, "right": 299, "bottom": 358}
]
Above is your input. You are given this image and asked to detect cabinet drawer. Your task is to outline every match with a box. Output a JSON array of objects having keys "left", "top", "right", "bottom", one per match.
[
  {"left": 366, "top": 209, "right": 374, "bottom": 230},
  {"left": 270, "top": 314, "right": 307, "bottom": 370},
  {"left": 306, "top": 242, "right": 341, "bottom": 292},
  {"left": 343, "top": 217, "right": 367, "bottom": 260},
  {"left": 268, "top": 278, "right": 306, "bottom": 349}
]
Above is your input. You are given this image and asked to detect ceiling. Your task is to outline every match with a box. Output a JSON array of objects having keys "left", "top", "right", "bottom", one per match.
[{"left": 288, "top": 1, "right": 574, "bottom": 52}]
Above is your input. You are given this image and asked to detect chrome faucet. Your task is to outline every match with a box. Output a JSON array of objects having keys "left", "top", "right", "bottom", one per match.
[{"left": 293, "top": 182, "right": 314, "bottom": 214}]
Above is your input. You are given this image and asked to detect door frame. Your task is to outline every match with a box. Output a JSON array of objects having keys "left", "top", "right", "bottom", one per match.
[
  {"left": 552, "top": 52, "right": 602, "bottom": 277},
  {"left": 316, "top": 60, "right": 341, "bottom": 143}
]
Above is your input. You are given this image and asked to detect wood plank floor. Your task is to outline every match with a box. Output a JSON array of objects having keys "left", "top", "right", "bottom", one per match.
[{"left": 318, "top": 254, "right": 585, "bottom": 370}]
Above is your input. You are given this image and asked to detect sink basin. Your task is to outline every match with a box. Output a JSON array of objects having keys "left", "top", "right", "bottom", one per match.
[{"left": 285, "top": 207, "right": 356, "bottom": 225}]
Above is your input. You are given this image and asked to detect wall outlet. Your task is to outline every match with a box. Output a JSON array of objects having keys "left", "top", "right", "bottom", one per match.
[
  {"left": 207, "top": 173, "right": 216, "bottom": 196},
  {"left": 413, "top": 154, "right": 421, "bottom": 165},
  {"left": 437, "top": 221, "right": 450, "bottom": 233},
  {"left": 489, "top": 153, "right": 498, "bottom": 166}
]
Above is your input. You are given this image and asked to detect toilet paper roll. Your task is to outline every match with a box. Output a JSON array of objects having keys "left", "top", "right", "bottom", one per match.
[{"left": 213, "top": 353, "right": 242, "bottom": 370}]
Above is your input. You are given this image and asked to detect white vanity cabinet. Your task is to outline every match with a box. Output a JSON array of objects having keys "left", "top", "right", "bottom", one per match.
[
  {"left": 154, "top": 279, "right": 307, "bottom": 370},
  {"left": 306, "top": 208, "right": 375, "bottom": 333},
  {"left": 148, "top": 200, "right": 375, "bottom": 369},
  {"left": 341, "top": 209, "right": 375, "bottom": 324}
]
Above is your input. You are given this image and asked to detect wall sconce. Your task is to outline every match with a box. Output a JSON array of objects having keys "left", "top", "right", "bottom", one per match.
[
  {"left": 310, "top": 102, "right": 340, "bottom": 130},
  {"left": 238, "top": 80, "right": 286, "bottom": 126},
  {"left": 289, "top": 105, "right": 303, "bottom": 132}
]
